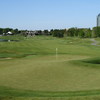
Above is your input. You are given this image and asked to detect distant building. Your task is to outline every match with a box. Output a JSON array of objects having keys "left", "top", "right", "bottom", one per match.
[
  {"left": 7, "top": 31, "right": 13, "bottom": 35},
  {"left": 97, "top": 14, "right": 100, "bottom": 26},
  {"left": 23, "top": 31, "right": 36, "bottom": 37},
  {"left": 3, "top": 31, "right": 13, "bottom": 36}
]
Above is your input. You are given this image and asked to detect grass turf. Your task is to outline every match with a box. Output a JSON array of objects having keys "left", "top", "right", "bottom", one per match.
[{"left": 0, "top": 35, "right": 100, "bottom": 99}]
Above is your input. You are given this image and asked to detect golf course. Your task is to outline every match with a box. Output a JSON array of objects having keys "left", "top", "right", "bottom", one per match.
[{"left": 0, "top": 35, "right": 100, "bottom": 100}]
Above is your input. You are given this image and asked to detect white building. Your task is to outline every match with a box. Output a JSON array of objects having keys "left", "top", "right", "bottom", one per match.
[
  {"left": 3, "top": 31, "right": 13, "bottom": 36},
  {"left": 7, "top": 31, "right": 13, "bottom": 35}
]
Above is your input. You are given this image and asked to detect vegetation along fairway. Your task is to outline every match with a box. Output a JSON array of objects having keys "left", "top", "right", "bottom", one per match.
[{"left": 0, "top": 35, "right": 100, "bottom": 100}]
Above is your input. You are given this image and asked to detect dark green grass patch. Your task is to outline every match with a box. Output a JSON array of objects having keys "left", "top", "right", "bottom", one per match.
[
  {"left": 1, "top": 86, "right": 100, "bottom": 98},
  {"left": 70, "top": 57, "right": 100, "bottom": 69},
  {"left": 83, "top": 57, "right": 100, "bottom": 64}
]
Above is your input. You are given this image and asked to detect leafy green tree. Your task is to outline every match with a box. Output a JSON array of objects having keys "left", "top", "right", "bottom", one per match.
[
  {"left": 11, "top": 29, "right": 19, "bottom": 34},
  {"left": 37, "top": 30, "right": 42, "bottom": 35},
  {"left": 84, "top": 28, "right": 92, "bottom": 38},
  {"left": 43, "top": 30, "right": 49, "bottom": 35},
  {"left": 78, "top": 29, "right": 85, "bottom": 38},
  {"left": 53, "top": 29, "right": 64, "bottom": 38},
  {"left": 92, "top": 27, "right": 100, "bottom": 37},
  {"left": 67, "top": 28, "right": 78, "bottom": 37},
  {"left": 0, "top": 28, "right": 3, "bottom": 34},
  {"left": 50, "top": 29, "right": 54, "bottom": 35}
]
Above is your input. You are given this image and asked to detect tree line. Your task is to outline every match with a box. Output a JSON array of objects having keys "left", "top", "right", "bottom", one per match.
[
  {"left": 0, "top": 27, "right": 100, "bottom": 38},
  {"left": 50, "top": 27, "right": 100, "bottom": 38},
  {"left": 0, "top": 28, "right": 19, "bottom": 35}
]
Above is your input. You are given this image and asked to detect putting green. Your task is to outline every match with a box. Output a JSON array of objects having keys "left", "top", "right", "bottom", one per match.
[{"left": 0, "top": 54, "right": 99, "bottom": 91}]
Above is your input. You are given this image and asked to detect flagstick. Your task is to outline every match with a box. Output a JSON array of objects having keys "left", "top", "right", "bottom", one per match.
[{"left": 56, "top": 48, "right": 58, "bottom": 60}]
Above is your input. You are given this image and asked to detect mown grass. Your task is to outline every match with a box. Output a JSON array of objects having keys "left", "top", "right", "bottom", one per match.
[
  {"left": 0, "top": 35, "right": 99, "bottom": 58},
  {"left": 0, "top": 35, "right": 100, "bottom": 100},
  {"left": 1, "top": 86, "right": 100, "bottom": 97}
]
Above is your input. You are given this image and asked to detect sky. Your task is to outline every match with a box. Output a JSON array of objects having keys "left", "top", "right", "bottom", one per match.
[{"left": 0, "top": 0, "right": 100, "bottom": 30}]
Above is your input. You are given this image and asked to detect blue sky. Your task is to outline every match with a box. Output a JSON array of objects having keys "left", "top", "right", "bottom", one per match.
[{"left": 0, "top": 0, "right": 100, "bottom": 30}]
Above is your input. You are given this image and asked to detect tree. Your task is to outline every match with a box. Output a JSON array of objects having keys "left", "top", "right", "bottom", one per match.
[
  {"left": 92, "top": 27, "right": 100, "bottom": 37},
  {"left": 11, "top": 29, "right": 19, "bottom": 34},
  {"left": 78, "top": 29, "right": 85, "bottom": 38},
  {"left": 37, "top": 30, "right": 42, "bottom": 35},
  {"left": 0, "top": 28, "right": 3, "bottom": 34},
  {"left": 51, "top": 29, "right": 64, "bottom": 38},
  {"left": 50, "top": 29, "right": 54, "bottom": 35},
  {"left": 43, "top": 30, "right": 49, "bottom": 35},
  {"left": 67, "top": 28, "right": 78, "bottom": 37},
  {"left": 84, "top": 28, "right": 92, "bottom": 38}
]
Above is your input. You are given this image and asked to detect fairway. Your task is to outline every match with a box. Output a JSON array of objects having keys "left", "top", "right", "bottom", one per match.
[{"left": 0, "top": 36, "right": 100, "bottom": 100}]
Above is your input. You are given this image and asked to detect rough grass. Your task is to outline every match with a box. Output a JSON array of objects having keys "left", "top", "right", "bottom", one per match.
[{"left": 0, "top": 35, "right": 100, "bottom": 99}]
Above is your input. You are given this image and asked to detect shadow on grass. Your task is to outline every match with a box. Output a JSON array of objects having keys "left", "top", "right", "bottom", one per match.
[
  {"left": 83, "top": 57, "right": 100, "bottom": 64},
  {"left": 1, "top": 86, "right": 100, "bottom": 98},
  {"left": 70, "top": 57, "right": 100, "bottom": 69}
]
